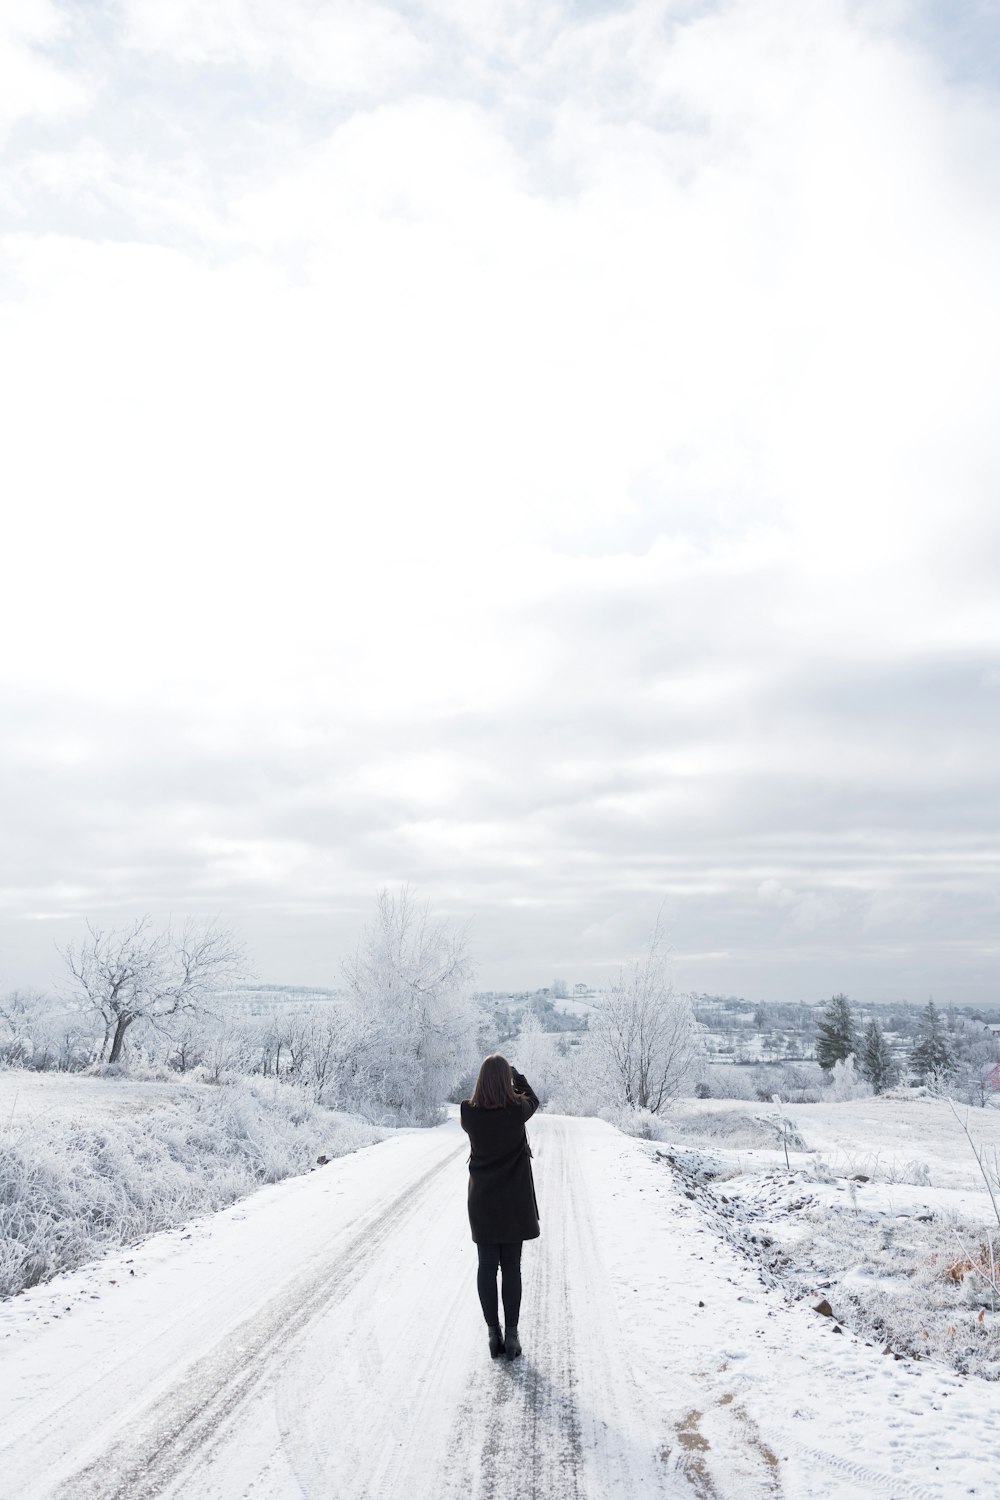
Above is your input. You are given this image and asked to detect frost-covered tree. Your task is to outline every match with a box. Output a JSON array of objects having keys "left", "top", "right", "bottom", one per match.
[
  {"left": 859, "top": 1019, "right": 895, "bottom": 1093},
  {"left": 62, "top": 918, "right": 245, "bottom": 1064},
  {"left": 0, "top": 990, "right": 96, "bottom": 1072},
  {"left": 781, "top": 1061, "right": 824, "bottom": 1103},
  {"left": 909, "top": 1000, "right": 954, "bottom": 1089},
  {"left": 0, "top": 991, "right": 46, "bottom": 1068},
  {"left": 951, "top": 1034, "right": 1000, "bottom": 1108},
  {"left": 513, "top": 1009, "right": 560, "bottom": 1104},
  {"left": 590, "top": 925, "right": 700, "bottom": 1114},
  {"left": 815, "top": 993, "right": 859, "bottom": 1071},
  {"left": 166, "top": 1017, "right": 206, "bottom": 1074},
  {"left": 545, "top": 1032, "right": 605, "bottom": 1114},
  {"left": 342, "top": 887, "right": 477, "bottom": 1123},
  {"left": 944, "top": 1022, "right": 1000, "bottom": 1108}
]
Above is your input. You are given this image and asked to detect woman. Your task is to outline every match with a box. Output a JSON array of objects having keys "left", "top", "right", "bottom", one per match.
[{"left": 460, "top": 1054, "right": 540, "bottom": 1361}]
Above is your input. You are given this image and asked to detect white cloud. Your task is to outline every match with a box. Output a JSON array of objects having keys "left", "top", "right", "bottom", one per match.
[
  {"left": 0, "top": 0, "right": 998, "bottom": 997},
  {"left": 120, "top": 0, "right": 427, "bottom": 93},
  {"left": 757, "top": 880, "right": 795, "bottom": 909},
  {"left": 0, "top": 0, "right": 91, "bottom": 144}
]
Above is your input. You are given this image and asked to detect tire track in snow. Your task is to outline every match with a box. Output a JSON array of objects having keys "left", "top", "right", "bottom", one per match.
[
  {"left": 269, "top": 1201, "right": 478, "bottom": 1500},
  {"left": 48, "top": 1139, "right": 468, "bottom": 1500},
  {"left": 557, "top": 1119, "right": 688, "bottom": 1499},
  {"left": 785, "top": 1440, "right": 943, "bottom": 1500}
]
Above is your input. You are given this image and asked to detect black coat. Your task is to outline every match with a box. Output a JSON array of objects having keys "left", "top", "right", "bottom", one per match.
[{"left": 460, "top": 1069, "right": 540, "bottom": 1244}]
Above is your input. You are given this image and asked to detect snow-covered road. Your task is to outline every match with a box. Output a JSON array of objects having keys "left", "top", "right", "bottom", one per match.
[{"left": 2, "top": 1111, "right": 997, "bottom": 1499}]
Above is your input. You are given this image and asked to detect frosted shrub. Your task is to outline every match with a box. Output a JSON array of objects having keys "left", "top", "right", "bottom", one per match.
[
  {"left": 599, "top": 1105, "right": 668, "bottom": 1141},
  {"left": 0, "top": 1077, "right": 384, "bottom": 1298},
  {"left": 749, "top": 1065, "right": 788, "bottom": 1102},
  {"left": 707, "top": 1067, "right": 758, "bottom": 1101},
  {"left": 807, "top": 1157, "right": 837, "bottom": 1184},
  {"left": 666, "top": 1110, "right": 788, "bottom": 1151},
  {"left": 828, "top": 1055, "right": 873, "bottom": 1102}
]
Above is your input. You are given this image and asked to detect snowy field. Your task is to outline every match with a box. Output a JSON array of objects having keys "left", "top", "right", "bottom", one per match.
[
  {"left": 0, "top": 1070, "right": 198, "bottom": 1128},
  {"left": 2, "top": 1107, "right": 998, "bottom": 1499},
  {"left": 655, "top": 1094, "right": 1000, "bottom": 1380},
  {"left": 675, "top": 1093, "right": 1000, "bottom": 1191}
]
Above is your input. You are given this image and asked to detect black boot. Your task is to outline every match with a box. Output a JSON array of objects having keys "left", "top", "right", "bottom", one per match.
[
  {"left": 504, "top": 1326, "right": 521, "bottom": 1360},
  {"left": 488, "top": 1325, "right": 505, "bottom": 1358}
]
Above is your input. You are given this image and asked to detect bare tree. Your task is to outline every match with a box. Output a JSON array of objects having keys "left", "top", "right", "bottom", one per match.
[
  {"left": 62, "top": 917, "right": 246, "bottom": 1065},
  {"left": 591, "top": 923, "right": 700, "bottom": 1113}
]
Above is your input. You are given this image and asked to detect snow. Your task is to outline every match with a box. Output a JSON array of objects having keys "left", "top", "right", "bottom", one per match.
[
  {"left": 653, "top": 1096, "right": 1000, "bottom": 1364},
  {"left": 678, "top": 1094, "right": 1000, "bottom": 1192},
  {"left": 2, "top": 1108, "right": 999, "bottom": 1497},
  {"left": 0, "top": 1070, "right": 193, "bottom": 1128},
  {"left": 777, "top": 1096, "right": 1000, "bottom": 1192},
  {"left": 551, "top": 996, "right": 597, "bottom": 1018},
  {"left": 0, "top": 1071, "right": 386, "bottom": 1298}
]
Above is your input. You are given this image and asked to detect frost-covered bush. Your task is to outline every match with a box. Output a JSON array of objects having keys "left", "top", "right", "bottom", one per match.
[
  {"left": 669, "top": 1109, "right": 802, "bottom": 1152},
  {"left": 701, "top": 1063, "right": 823, "bottom": 1104},
  {"left": 599, "top": 1105, "right": 670, "bottom": 1140},
  {"left": 805, "top": 1157, "right": 838, "bottom": 1184},
  {"left": 827, "top": 1055, "right": 873, "bottom": 1102},
  {"left": 806, "top": 1150, "right": 933, "bottom": 1187},
  {"left": 0, "top": 1077, "right": 384, "bottom": 1298},
  {"left": 705, "top": 1067, "right": 758, "bottom": 1101},
  {"left": 596, "top": 1104, "right": 800, "bottom": 1153},
  {"left": 86, "top": 1054, "right": 176, "bottom": 1082}
]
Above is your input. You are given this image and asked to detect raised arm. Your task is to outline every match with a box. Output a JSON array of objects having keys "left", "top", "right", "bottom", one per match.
[{"left": 511, "top": 1067, "right": 540, "bottom": 1120}]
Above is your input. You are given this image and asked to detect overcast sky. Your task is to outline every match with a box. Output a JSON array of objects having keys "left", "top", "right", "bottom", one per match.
[{"left": 1, "top": 0, "right": 998, "bottom": 1003}]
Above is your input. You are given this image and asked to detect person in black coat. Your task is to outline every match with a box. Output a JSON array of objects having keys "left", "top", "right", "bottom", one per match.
[{"left": 460, "top": 1053, "right": 540, "bottom": 1361}]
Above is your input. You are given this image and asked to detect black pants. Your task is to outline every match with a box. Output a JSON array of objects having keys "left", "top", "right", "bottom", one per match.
[{"left": 476, "top": 1240, "right": 523, "bottom": 1328}]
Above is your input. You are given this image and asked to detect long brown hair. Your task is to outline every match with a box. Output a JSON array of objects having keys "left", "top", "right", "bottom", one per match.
[{"left": 468, "top": 1053, "right": 520, "bottom": 1109}]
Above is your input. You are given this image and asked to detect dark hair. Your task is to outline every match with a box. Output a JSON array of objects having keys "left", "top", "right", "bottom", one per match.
[{"left": 468, "top": 1053, "right": 520, "bottom": 1109}]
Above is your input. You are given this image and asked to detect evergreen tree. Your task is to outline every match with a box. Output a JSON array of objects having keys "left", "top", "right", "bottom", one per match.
[
  {"left": 910, "top": 1000, "right": 953, "bottom": 1087},
  {"left": 859, "top": 1019, "right": 894, "bottom": 1093},
  {"left": 815, "top": 993, "right": 859, "bottom": 1071}
]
